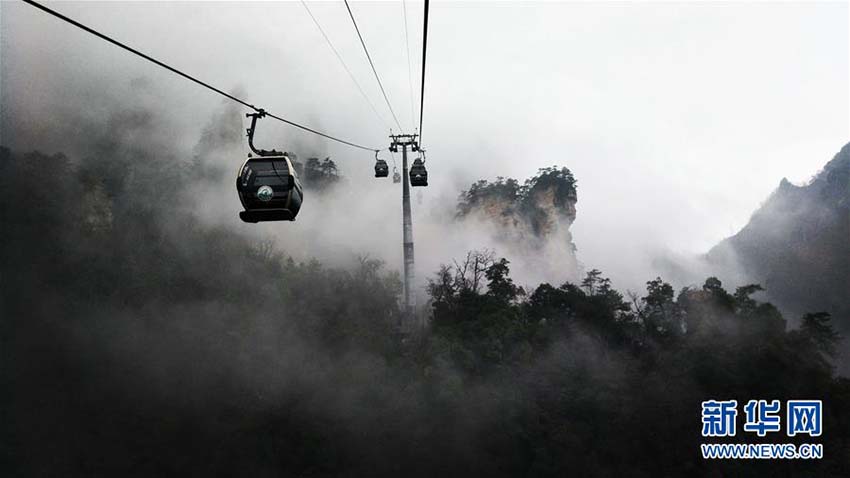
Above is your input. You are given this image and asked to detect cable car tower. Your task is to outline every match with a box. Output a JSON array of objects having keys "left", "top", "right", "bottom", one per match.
[{"left": 388, "top": 133, "right": 422, "bottom": 330}]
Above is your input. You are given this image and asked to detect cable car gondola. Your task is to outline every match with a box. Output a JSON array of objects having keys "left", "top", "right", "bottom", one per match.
[
  {"left": 375, "top": 151, "right": 389, "bottom": 178},
  {"left": 409, "top": 155, "right": 428, "bottom": 187},
  {"left": 392, "top": 167, "right": 401, "bottom": 183},
  {"left": 237, "top": 111, "right": 303, "bottom": 223}
]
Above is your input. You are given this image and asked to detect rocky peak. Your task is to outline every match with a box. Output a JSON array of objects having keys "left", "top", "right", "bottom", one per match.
[{"left": 455, "top": 166, "right": 579, "bottom": 282}]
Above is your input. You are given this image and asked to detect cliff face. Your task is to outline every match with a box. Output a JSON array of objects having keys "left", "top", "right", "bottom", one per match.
[
  {"left": 708, "top": 142, "right": 850, "bottom": 332},
  {"left": 456, "top": 167, "right": 579, "bottom": 283},
  {"left": 524, "top": 171, "right": 578, "bottom": 239}
]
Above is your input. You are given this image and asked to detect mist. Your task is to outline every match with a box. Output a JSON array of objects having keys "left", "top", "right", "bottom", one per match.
[
  {"left": 4, "top": 1, "right": 848, "bottom": 294},
  {"left": 3, "top": 2, "right": 849, "bottom": 476}
]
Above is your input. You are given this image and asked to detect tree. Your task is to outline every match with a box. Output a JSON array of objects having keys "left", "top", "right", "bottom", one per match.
[
  {"left": 303, "top": 156, "right": 340, "bottom": 190},
  {"left": 641, "top": 277, "right": 681, "bottom": 338},
  {"left": 581, "top": 269, "right": 603, "bottom": 295},
  {"left": 485, "top": 258, "right": 519, "bottom": 304},
  {"left": 801, "top": 312, "right": 841, "bottom": 357},
  {"left": 733, "top": 284, "right": 765, "bottom": 316},
  {"left": 453, "top": 249, "right": 495, "bottom": 294}
]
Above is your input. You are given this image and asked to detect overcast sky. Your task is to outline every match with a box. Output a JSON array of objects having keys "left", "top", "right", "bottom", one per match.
[{"left": 2, "top": 1, "right": 848, "bottom": 290}]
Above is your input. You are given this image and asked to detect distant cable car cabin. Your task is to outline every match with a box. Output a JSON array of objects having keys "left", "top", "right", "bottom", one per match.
[
  {"left": 374, "top": 151, "right": 389, "bottom": 178},
  {"left": 409, "top": 156, "right": 428, "bottom": 187},
  {"left": 393, "top": 167, "right": 401, "bottom": 183},
  {"left": 237, "top": 111, "right": 303, "bottom": 223}
]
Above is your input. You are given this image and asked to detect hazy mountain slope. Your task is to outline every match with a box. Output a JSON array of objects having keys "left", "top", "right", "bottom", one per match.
[{"left": 708, "top": 143, "right": 850, "bottom": 331}]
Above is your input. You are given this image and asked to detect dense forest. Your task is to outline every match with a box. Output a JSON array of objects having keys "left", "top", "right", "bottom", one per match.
[{"left": 2, "top": 143, "right": 848, "bottom": 477}]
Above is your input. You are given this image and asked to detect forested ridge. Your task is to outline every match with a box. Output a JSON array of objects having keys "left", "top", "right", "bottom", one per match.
[
  {"left": 709, "top": 142, "right": 850, "bottom": 341},
  {"left": 2, "top": 145, "right": 848, "bottom": 477}
]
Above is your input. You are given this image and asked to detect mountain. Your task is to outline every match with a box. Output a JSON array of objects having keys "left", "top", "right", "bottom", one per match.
[
  {"left": 455, "top": 166, "right": 580, "bottom": 283},
  {"left": 708, "top": 142, "right": 850, "bottom": 334},
  {"left": 4, "top": 144, "right": 849, "bottom": 476}
]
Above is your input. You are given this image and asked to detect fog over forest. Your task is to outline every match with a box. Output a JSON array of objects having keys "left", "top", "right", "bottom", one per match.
[{"left": 2, "top": 1, "right": 849, "bottom": 477}]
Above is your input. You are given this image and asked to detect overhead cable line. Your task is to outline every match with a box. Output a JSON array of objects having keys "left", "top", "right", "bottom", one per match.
[
  {"left": 343, "top": 0, "right": 403, "bottom": 132},
  {"left": 300, "top": 0, "right": 390, "bottom": 132},
  {"left": 401, "top": 0, "right": 416, "bottom": 131},
  {"left": 418, "top": 0, "right": 430, "bottom": 145},
  {"left": 21, "top": 0, "right": 380, "bottom": 152}
]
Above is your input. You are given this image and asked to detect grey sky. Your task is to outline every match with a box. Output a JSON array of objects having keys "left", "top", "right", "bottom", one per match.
[{"left": 2, "top": 1, "right": 848, "bottom": 291}]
